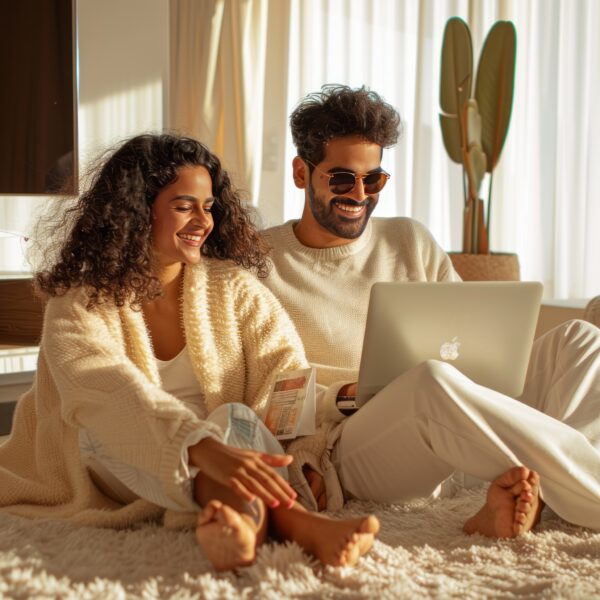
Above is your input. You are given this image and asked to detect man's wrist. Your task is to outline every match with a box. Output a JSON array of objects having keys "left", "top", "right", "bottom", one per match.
[{"left": 336, "top": 395, "right": 359, "bottom": 415}]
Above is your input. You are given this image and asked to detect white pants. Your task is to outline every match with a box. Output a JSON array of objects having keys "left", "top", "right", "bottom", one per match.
[
  {"left": 333, "top": 320, "right": 600, "bottom": 529},
  {"left": 82, "top": 403, "right": 286, "bottom": 510}
]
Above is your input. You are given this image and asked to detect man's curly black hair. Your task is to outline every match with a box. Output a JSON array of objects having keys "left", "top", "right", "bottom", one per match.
[
  {"left": 35, "top": 133, "right": 269, "bottom": 309},
  {"left": 290, "top": 84, "right": 402, "bottom": 166}
]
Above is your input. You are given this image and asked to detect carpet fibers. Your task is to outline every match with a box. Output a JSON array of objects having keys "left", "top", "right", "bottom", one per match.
[{"left": 1, "top": 486, "right": 599, "bottom": 599}]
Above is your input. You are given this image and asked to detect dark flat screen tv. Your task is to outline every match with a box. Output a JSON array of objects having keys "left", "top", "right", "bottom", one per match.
[{"left": 0, "top": 0, "right": 77, "bottom": 195}]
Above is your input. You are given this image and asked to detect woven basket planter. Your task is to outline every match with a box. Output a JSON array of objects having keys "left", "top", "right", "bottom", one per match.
[
  {"left": 448, "top": 252, "right": 520, "bottom": 281},
  {"left": 584, "top": 296, "right": 600, "bottom": 328}
]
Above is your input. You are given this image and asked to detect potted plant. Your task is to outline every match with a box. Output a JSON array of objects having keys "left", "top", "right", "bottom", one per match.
[{"left": 439, "top": 17, "right": 518, "bottom": 280}]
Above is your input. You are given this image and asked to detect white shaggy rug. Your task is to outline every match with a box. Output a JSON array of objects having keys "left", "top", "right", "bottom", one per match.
[{"left": 1, "top": 486, "right": 599, "bottom": 599}]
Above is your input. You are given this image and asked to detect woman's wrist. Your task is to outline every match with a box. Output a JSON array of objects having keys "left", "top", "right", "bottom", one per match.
[{"left": 188, "top": 436, "right": 220, "bottom": 469}]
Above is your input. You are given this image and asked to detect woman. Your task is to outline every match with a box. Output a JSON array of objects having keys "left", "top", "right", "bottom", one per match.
[{"left": 0, "top": 134, "right": 379, "bottom": 571}]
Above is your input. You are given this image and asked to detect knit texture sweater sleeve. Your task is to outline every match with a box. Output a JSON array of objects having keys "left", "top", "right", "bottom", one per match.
[
  {"left": 232, "top": 270, "right": 311, "bottom": 415},
  {"left": 42, "top": 287, "right": 221, "bottom": 510},
  {"left": 191, "top": 264, "right": 326, "bottom": 510}
]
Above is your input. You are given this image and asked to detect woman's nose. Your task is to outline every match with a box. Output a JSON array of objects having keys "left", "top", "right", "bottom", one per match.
[{"left": 193, "top": 208, "right": 212, "bottom": 228}]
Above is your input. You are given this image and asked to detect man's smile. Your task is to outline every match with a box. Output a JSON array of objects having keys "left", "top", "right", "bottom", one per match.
[{"left": 332, "top": 199, "right": 370, "bottom": 217}]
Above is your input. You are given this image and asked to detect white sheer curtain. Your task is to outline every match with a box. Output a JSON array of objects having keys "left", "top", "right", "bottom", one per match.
[
  {"left": 171, "top": 0, "right": 600, "bottom": 298},
  {"left": 169, "top": 0, "right": 269, "bottom": 201}
]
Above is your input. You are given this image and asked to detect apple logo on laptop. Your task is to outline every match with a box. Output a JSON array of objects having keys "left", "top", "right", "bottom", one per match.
[{"left": 440, "top": 336, "right": 461, "bottom": 361}]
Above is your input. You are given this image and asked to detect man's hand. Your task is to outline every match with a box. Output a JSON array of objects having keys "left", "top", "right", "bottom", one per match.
[
  {"left": 189, "top": 437, "right": 297, "bottom": 508},
  {"left": 303, "top": 465, "right": 327, "bottom": 511},
  {"left": 338, "top": 382, "right": 358, "bottom": 398}
]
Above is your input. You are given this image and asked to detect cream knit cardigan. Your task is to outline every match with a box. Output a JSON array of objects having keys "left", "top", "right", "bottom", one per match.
[{"left": 0, "top": 259, "right": 313, "bottom": 527}]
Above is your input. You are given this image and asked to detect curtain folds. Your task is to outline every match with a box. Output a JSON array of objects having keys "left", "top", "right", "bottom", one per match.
[
  {"left": 169, "top": 0, "right": 600, "bottom": 298},
  {"left": 169, "top": 0, "right": 268, "bottom": 201}
]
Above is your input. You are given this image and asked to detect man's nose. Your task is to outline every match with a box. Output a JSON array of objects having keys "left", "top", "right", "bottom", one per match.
[{"left": 343, "top": 177, "right": 368, "bottom": 201}]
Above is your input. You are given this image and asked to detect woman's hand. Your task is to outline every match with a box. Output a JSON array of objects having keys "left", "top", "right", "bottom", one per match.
[{"left": 189, "top": 437, "right": 297, "bottom": 508}]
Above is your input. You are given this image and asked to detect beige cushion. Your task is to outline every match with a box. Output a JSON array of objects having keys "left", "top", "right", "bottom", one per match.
[{"left": 584, "top": 296, "right": 600, "bottom": 328}]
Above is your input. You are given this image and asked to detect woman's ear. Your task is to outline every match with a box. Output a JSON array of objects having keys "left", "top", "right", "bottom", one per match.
[{"left": 292, "top": 156, "right": 308, "bottom": 190}]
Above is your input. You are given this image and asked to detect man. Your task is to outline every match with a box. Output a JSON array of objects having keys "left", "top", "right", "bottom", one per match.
[{"left": 263, "top": 84, "right": 600, "bottom": 538}]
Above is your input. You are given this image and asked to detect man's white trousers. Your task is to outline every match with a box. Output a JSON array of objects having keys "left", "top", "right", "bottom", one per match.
[{"left": 333, "top": 320, "right": 600, "bottom": 529}]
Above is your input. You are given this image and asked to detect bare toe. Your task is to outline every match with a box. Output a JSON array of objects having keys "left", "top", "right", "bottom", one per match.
[
  {"left": 515, "top": 472, "right": 543, "bottom": 535},
  {"left": 497, "top": 466, "right": 530, "bottom": 488},
  {"left": 304, "top": 515, "right": 379, "bottom": 566},
  {"left": 196, "top": 503, "right": 257, "bottom": 572},
  {"left": 464, "top": 466, "right": 537, "bottom": 539},
  {"left": 528, "top": 470, "right": 540, "bottom": 487}
]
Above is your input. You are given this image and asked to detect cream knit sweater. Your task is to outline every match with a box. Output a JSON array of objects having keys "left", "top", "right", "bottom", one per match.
[
  {"left": 0, "top": 259, "right": 311, "bottom": 527},
  {"left": 263, "top": 217, "right": 460, "bottom": 407},
  {"left": 262, "top": 217, "right": 460, "bottom": 508}
]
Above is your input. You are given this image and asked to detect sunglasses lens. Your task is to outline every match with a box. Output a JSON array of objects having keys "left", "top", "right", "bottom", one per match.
[
  {"left": 328, "top": 173, "right": 356, "bottom": 195},
  {"left": 326, "top": 171, "right": 390, "bottom": 195},
  {"left": 363, "top": 172, "right": 389, "bottom": 194}
]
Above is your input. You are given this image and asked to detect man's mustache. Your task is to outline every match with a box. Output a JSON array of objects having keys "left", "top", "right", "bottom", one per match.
[{"left": 331, "top": 198, "right": 372, "bottom": 207}]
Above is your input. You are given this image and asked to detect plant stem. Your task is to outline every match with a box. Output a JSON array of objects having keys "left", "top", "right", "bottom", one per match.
[{"left": 487, "top": 171, "right": 494, "bottom": 246}]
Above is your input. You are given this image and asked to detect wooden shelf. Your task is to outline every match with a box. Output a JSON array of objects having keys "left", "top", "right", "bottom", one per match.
[{"left": 0, "top": 278, "right": 44, "bottom": 346}]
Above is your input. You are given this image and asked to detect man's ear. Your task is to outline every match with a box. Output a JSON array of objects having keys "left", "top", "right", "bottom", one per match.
[{"left": 292, "top": 156, "right": 308, "bottom": 190}]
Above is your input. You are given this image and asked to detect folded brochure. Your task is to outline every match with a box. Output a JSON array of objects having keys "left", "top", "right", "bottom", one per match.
[{"left": 262, "top": 367, "right": 316, "bottom": 440}]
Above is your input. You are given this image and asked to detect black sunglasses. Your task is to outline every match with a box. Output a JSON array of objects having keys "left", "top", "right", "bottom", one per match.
[{"left": 305, "top": 159, "right": 390, "bottom": 195}]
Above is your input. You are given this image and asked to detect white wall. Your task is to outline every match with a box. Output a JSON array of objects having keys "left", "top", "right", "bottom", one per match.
[{"left": 0, "top": 0, "right": 170, "bottom": 272}]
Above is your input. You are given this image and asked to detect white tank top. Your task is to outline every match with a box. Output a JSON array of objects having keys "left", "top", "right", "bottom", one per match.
[
  {"left": 156, "top": 346, "right": 207, "bottom": 419},
  {"left": 81, "top": 345, "right": 208, "bottom": 507}
]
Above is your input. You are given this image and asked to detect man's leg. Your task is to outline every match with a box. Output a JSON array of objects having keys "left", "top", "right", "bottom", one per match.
[
  {"left": 334, "top": 358, "right": 600, "bottom": 529},
  {"left": 519, "top": 320, "right": 600, "bottom": 448}
]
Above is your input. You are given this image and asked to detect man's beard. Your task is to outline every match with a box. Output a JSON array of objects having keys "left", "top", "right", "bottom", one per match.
[{"left": 307, "top": 183, "right": 378, "bottom": 240}]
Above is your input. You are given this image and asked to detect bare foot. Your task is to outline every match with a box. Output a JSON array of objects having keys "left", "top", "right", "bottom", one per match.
[
  {"left": 514, "top": 470, "right": 544, "bottom": 535},
  {"left": 463, "top": 466, "right": 541, "bottom": 538},
  {"left": 195, "top": 500, "right": 257, "bottom": 571},
  {"left": 297, "top": 513, "right": 380, "bottom": 567}
]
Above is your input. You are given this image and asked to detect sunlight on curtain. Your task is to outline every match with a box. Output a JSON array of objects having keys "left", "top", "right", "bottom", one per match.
[
  {"left": 169, "top": 0, "right": 268, "bottom": 201},
  {"left": 259, "top": 0, "right": 600, "bottom": 298},
  {"left": 78, "top": 81, "right": 164, "bottom": 169},
  {"left": 274, "top": 0, "right": 473, "bottom": 250}
]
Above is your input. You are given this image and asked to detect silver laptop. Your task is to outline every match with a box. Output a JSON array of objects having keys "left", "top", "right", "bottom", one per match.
[{"left": 355, "top": 281, "right": 543, "bottom": 406}]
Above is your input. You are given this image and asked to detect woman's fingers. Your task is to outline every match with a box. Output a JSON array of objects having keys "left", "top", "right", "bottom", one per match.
[
  {"left": 260, "top": 453, "right": 293, "bottom": 467},
  {"left": 228, "top": 478, "right": 257, "bottom": 504},
  {"left": 235, "top": 471, "right": 282, "bottom": 508},
  {"left": 256, "top": 465, "right": 297, "bottom": 504},
  {"left": 234, "top": 457, "right": 297, "bottom": 507},
  {"left": 256, "top": 453, "right": 297, "bottom": 501},
  {"left": 195, "top": 441, "right": 298, "bottom": 508}
]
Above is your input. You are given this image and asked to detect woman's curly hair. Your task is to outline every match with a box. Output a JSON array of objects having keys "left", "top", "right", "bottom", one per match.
[
  {"left": 35, "top": 133, "right": 270, "bottom": 309},
  {"left": 290, "top": 84, "right": 402, "bottom": 165}
]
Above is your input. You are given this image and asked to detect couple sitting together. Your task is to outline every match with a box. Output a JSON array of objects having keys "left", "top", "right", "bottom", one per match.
[{"left": 1, "top": 85, "right": 600, "bottom": 573}]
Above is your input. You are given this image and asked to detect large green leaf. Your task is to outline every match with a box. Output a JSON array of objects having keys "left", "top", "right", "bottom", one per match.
[
  {"left": 439, "top": 114, "right": 463, "bottom": 163},
  {"left": 474, "top": 21, "right": 517, "bottom": 172},
  {"left": 439, "top": 16, "right": 473, "bottom": 159}
]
